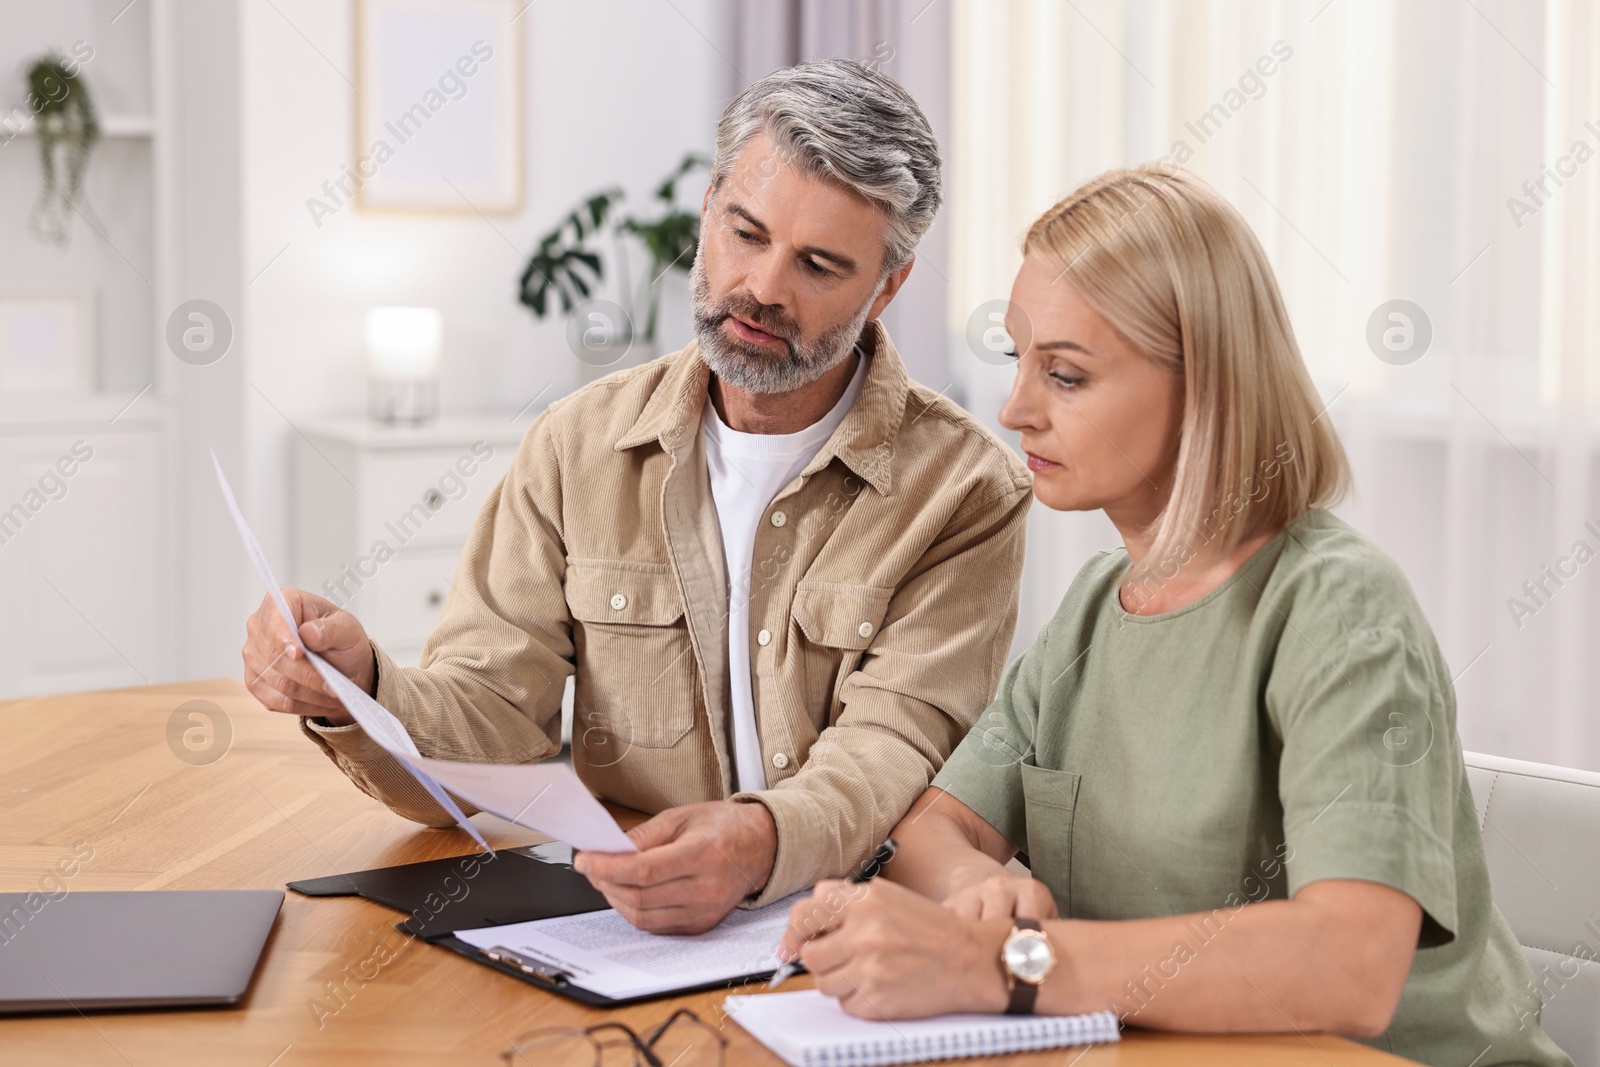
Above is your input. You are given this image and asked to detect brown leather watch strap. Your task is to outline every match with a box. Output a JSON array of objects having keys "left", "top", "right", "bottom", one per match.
[{"left": 1005, "top": 917, "right": 1042, "bottom": 1016}]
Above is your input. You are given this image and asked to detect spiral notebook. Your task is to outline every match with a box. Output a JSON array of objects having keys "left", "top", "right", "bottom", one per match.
[{"left": 724, "top": 989, "right": 1120, "bottom": 1066}]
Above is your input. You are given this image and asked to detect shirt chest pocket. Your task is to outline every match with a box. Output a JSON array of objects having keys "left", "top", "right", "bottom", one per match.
[
  {"left": 1019, "top": 763, "right": 1082, "bottom": 918},
  {"left": 564, "top": 560, "right": 696, "bottom": 750},
  {"left": 789, "top": 581, "right": 894, "bottom": 725}
]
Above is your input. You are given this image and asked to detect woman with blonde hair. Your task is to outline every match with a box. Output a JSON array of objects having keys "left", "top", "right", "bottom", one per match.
[{"left": 778, "top": 167, "right": 1571, "bottom": 1066}]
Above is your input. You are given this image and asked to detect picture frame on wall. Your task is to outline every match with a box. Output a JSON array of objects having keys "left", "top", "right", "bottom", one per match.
[
  {"left": 354, "top": 0, "right": 524, "bottom": 214},
  {"left": 0, "top": 289, "right": 95, "bottom": 394}
]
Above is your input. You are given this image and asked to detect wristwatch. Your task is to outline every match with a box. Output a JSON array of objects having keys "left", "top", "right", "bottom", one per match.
[{"left": 1000, "top": 918, "right": 1056, "bottom": 1015}]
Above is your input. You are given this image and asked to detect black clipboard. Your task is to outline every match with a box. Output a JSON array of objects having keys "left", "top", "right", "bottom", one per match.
[
  {"left": 418, "top": 931, "right": 782, "bottom": 1007},
  {"left": 288, "top": 843, "right": 781, "bottom": 1005},
  {"left": 287, "top": 841, "right": 609, "bottom": 938}
]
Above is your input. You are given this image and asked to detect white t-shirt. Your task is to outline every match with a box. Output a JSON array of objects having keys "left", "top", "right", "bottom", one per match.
[{"left": 701, "top": 351, "right": 868, "bottom": 792}]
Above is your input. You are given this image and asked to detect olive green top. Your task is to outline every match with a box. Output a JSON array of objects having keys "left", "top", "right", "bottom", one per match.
[{"left": 934, "top": 510, "right": 1571, "bottom": 1067}]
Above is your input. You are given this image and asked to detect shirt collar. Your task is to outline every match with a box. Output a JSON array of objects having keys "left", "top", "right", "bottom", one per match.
[{"left": 615, "top": 319, "right": 909, "bottom": 495}]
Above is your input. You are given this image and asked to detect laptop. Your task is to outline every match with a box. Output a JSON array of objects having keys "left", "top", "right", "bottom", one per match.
[{"left": 0, "top": 889, "right": 282, "bottom": 1014}]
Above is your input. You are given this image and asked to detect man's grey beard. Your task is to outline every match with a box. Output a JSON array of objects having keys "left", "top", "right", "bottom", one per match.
[{"left": 690, "top": 253, "right": 873, "bottom": 395}]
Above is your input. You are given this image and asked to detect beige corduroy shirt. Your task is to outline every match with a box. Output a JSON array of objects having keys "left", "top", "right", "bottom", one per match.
[{"left": 300, "top": 321, "right": 1032, "bottom": 905}]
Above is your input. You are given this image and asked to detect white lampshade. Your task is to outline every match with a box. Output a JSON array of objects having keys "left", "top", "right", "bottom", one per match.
[{"left": 364, "top": 307, "right": 442, "bottom": 381}]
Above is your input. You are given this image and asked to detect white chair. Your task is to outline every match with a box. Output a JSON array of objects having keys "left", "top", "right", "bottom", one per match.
[{"left": 1464, "top": 751, "right": 1600, "bottom": 1067}]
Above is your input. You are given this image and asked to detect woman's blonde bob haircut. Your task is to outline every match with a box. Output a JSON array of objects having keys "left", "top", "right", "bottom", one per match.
[{"left": 1023, "top": 166, "right": 1350, "bottom": 597}]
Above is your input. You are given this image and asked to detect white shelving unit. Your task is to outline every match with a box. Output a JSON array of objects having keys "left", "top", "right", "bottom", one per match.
[
  {"left": 0, "top": 1, "right": 173, "bottom": 696},
  {"left": 3, "top": 111, "right": 156, "bottom": 138}
]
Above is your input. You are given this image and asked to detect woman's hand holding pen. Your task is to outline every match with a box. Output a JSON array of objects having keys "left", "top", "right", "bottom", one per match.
[{"left": 776, "top": 879, "right": 1014, "bottom": 1020}]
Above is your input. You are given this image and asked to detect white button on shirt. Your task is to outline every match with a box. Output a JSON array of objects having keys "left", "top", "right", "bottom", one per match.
[
  {"left": 702, "top": 349, "right": 868, "bottom": 793},
  {"left": 610, "top": 593, "right": 628, "bottom": 610}
]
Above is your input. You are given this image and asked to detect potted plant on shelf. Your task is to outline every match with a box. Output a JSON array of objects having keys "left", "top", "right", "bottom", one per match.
[
  {"left": 518, "top": 152, "right": 709, "bottom": 363},
  {"left": 24, "top": 54, "right": 99, "bottom": 246}
]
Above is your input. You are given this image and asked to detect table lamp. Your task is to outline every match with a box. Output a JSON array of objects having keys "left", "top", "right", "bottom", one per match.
[{"left": 365, "top": 306, "right": 441, "bottom": 425}]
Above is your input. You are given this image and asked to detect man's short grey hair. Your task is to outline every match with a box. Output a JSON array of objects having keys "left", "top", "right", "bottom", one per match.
[{"left": 709, "top": 59, "right": 941, "bottom": 276}]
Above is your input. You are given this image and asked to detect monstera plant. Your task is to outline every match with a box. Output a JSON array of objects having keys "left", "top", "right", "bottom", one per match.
[
  {"left": 25, "top": 54, "right": 99, "bottom": 246},
  {"left": 519, "top": 152, "right": 708, "bottom": 344}
]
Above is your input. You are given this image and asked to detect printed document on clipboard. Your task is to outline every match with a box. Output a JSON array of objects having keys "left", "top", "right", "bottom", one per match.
[
  {"left": 212, "top": 452, "right": 635, "bottom": 856},
  {"left": 445, "top": 891, "right": 806, "bottom": 1005}
]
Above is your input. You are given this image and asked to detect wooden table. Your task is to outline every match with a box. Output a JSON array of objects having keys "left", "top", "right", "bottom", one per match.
[{"left": 0, "top": 679, "right": 1418, "bottom": 1065}]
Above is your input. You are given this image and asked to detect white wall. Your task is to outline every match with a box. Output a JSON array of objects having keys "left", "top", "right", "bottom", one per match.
[
  {"left": 237, "top": 0, "right": 729, "bottom": 617},
  {"left": 163, "top": 0, "right": 253, "bottom": 682}
]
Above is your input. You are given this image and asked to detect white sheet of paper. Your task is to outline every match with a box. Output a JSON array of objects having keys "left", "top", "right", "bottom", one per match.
[
  {"left": 214, "top": 452, "right": 637, "bottom": 855},
  {"left": 408, "top": 756, "right": 637, "bottom": 854},
  {"left": 453, "top": 893, "right": 802, "bottom": 999},
  {"left": 213, "top": 451, "right": 487, "bottom": 849}
]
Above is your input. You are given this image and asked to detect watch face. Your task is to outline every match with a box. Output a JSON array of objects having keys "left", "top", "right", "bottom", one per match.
[{"left": 1004, "top": 933, "right": 1053, "bottom": 983}]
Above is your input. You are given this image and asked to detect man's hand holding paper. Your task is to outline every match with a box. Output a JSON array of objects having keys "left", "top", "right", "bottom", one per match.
[
  {"left": 242, "top": 585, "right": 370, "bottom": 727},
  {"left": 574, "top": 799, "right": 779, "bottom": 935}
]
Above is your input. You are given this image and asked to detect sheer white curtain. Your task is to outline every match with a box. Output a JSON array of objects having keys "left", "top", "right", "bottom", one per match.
[{"left": 946, "top": 0, "right": 1600, "bottom": 771}]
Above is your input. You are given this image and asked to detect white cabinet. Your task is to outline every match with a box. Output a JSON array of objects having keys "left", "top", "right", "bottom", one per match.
[
  {"left": 290, "top": 415, "right": 530, "bottom": 666},
  {"left": 0, "top": 397, "right": 169, "bottom": 698}
]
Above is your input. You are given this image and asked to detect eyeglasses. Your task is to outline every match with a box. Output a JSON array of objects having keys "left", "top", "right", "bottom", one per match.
[{"left": 500, "top": 1007, "right": 726, "bottom": 1066}]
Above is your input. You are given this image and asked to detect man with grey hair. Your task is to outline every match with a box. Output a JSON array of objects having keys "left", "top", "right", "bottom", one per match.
[{"left": 241, "top": 59, "right": 1031, "bottom": 934}]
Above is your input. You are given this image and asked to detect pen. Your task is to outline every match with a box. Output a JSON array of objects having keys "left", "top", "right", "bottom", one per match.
[{"left": 768, "top": 838, "right": 897, "bottom": 988}]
